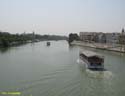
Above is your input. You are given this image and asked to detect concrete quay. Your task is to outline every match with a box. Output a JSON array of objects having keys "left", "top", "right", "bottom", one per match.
[{"left": 71, "top": 41, "right": 125, "bottom": 53}]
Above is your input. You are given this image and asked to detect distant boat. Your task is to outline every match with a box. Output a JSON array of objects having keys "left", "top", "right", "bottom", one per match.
[
  {"left": 46, "top": 42, "right": 50, "bottom": 46},
  {"left": 79, "top": 50, "right": 105, "bottom": 71}
]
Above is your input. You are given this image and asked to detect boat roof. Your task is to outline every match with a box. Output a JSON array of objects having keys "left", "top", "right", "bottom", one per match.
[{"left": 80, "top": 50, "right": 104, "bottom": 58}]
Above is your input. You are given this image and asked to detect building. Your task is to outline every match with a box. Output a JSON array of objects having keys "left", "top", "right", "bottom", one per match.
[
  {"left": 79, "top": 32, "right": 97, "bottom": 42},
  {"left": 79, "top": 32, "right": 120, "bottom": 44},
  {"left": 105, "top": 33, "right": 120, "bottom": 44},
  {"left": 97, "top": 33, "right": 106, "bottom": 43}
]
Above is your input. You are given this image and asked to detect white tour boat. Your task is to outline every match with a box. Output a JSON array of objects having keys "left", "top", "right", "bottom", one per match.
[{"left": 79, "top": 50, "right": 105, "bottom": 71}]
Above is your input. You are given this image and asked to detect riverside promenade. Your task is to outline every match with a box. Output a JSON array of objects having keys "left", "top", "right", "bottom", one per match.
[{"left": 71, "top": 41, "right": 125, "bottom": 53}]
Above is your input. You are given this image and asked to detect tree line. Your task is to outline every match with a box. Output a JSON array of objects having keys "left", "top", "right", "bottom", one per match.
[{"left": 0, "top": 31, "right": 67, "bottom": 47}]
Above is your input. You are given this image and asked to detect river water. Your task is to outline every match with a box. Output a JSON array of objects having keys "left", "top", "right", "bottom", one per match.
[{"left": 0, "top": 41, "right": 125, "bottom": 96}]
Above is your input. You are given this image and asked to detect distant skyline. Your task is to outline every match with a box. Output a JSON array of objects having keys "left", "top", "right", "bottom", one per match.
[{"left": 0, "top": 0, "right": 125, "bottom": 35}]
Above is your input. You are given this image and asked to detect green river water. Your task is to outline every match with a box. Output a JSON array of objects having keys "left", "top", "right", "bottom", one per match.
[{"left": 0, "top": 40, "right": 125, "bottom": 96}]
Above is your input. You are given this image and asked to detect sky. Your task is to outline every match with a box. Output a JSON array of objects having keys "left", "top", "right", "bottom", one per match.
[{"left": 0, "top": 0, "right": 125, "bottom": 35}]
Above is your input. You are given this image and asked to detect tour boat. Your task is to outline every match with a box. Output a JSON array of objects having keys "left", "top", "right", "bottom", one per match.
[{"left": 79, "top": 50, "right": 104, "bottom": 71}]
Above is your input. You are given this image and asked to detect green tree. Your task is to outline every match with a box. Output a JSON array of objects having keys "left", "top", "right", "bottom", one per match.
[
  {"left": 1, "top": 38, "right": 9, "bottom": 47},
  {"left": 68, "top": 33, "right": 79, "bottom": 44}
]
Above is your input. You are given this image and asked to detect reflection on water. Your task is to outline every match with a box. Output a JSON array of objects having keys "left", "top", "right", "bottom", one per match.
[
  {"left": 0, "top": 41, "right": 125, "bottom": 96},
  {"left": 0, "top": 47, "right": 10, "bottom": 53}
]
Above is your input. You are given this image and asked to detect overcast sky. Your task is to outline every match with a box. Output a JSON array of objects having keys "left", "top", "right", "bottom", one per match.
[{"left": 0, "top": 0, "right": 125, "bottom": 35}]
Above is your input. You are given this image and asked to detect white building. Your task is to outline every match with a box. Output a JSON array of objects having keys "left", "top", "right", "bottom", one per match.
[
  {"left": 79, "top": 32, "right": 97, "bottom": 42},
  {"left": 79, "top": 32, "right": 120, "bottom": 44},
  {"left": 105, "top": 33, "right": 120, "bottom": 44}
]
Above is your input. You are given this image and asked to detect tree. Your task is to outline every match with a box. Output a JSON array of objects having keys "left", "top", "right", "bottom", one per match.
[
  {"left": 68, "top": 33, "right": 79, "bottom": 44},
  {"left": 1, "top": 38, "right": 9, "bottom": 47}
]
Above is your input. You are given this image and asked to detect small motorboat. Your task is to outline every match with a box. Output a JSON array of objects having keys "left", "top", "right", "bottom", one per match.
[{"left": 46, "top": 42, "right": 50, "bottom": 46}]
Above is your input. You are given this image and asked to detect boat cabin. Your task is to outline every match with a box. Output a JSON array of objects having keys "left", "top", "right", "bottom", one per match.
[{"left": 80, "top": 51, "right": 104, "bottom": 70}]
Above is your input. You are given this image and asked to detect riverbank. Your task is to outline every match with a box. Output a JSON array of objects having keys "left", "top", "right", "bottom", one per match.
[{"left": 71, "top": 41, "right": 125, "bottom": 53}]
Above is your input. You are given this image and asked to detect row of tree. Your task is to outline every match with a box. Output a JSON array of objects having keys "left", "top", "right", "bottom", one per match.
[{"left": 0, "top": 31, "right": 67, "bottom": 47}]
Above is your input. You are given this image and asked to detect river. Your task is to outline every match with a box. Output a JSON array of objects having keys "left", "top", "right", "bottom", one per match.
[{"left": 0, "top": 40, "right": 125, "bottom": 96}]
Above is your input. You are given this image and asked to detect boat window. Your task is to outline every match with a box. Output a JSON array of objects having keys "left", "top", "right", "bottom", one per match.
[
  {"left": 80, "top": 54, "right": 88, "bottom": 59},
  {"left": 88, "top": 56, "right": 103, "bottom": 64}
]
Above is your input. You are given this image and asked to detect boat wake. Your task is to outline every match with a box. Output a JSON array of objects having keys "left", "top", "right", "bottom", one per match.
[
  {"left": 77, "top": 59, "right": 113, "bottom": 79},
  {"left": 77, "top": 58, "right": 85, "bottom": 64},
  {"left": 86, "top": 69, "right": 113, "bottom": 79}
]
